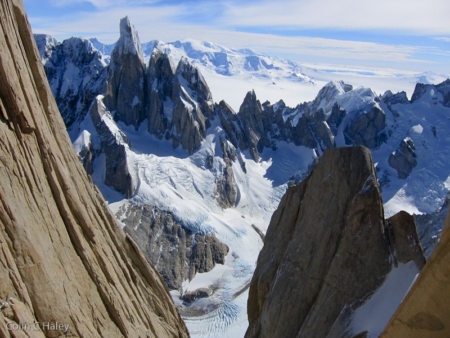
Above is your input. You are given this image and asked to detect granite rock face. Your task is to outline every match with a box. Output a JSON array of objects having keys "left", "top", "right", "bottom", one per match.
[
  {"left": 388, "top": 137, "right": 417, "bottom": 179},
  {"left": 246, "top": 146, "right": 424, "bottom": 338},
  {"left": 214, "top": 138, "right": 238, "bottom": 208},
  {"left": 120, "top": 204, "right": 229, "bottom": 290},
  {"left": 147, "top": 48, "right": 175, "bottom": 138},
  {"left": 104, "top": 16, "right": 147, "bottom": 128},
  {"left": 0, "top": 1, "right": 188, "bottom": 337}
]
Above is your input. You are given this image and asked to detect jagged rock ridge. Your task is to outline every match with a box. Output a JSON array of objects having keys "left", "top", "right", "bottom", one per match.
[
  {"left": 0, "top": 1, "right": 188, "bottom": 337},
  {"left": 246, "top": 147, "right": 425, "bottom": 338}
]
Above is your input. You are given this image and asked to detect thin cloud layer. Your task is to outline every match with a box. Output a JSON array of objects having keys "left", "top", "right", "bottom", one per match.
[
  {"left": 222, "top": 0, "right": 450, "bottom": 35},
  {"left": 25, "top": 0, "right": 450, "bottom": 74}
]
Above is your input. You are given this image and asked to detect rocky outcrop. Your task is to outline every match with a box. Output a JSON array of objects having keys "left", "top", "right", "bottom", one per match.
[
  {"left": 246, "top": 146, "right": 425, "bottom": 338},
  {"left": 90, "top": 96, "right": 135, "bottom": 197},
  {"left": 175, "top": 57, "right": 214, "bottom": 120},
  {"left": 0, "top": 1, "right": 188, "bottom": 337},
  {"left": 119, "top": 204, "right": 229, "bottom": 290},
  {"left": 147, "top": 47, "right": 175, "bottom": 138},
  {"left": 141, "top": 41, "right": 215, "bottom": 154},
  {"left": 104, "top": 16, "right": 146, "bottom": 128},
  {"left": 170, "top": 59, "right": 210, "bottom": 154},
  {"left": 74, "top": 130, "right": 95, "bottom": 174},
  {"left": 387, "top": 211, "right": 425, "bottom": 268},
  {"left": 214, "top": 138, "right": 237, "bottom": 208},
  {"left": 181, "top": 288, "right": 213, "bottom": 303},
  {"left": 146, "top": 50, "right": 214, "bottom": 154},
  {"left": 35, "top": 34, "right": 108, "bottom": 129},
  {"left": 388, "top": 137, "right": 417, "bottom": 179},
  {"left": 344, "top": 105, "right": 386, "bottom": 149},
  {"left": 236, "top": 90, "right": 271, "bottom": 161},
  {"left": 381, "top": 205, "right": 450, "bottom": 337},
  {"left": 327, "top": 102, "right": 347, "bottom": 134}
]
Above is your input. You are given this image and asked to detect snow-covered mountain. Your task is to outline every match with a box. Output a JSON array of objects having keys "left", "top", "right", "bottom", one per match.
[
  {"left": 35, "top": 19, "right": 450, "bottom": 338},
  {"left": 90, "top": 37, "right": 449, "bottom": 112}
]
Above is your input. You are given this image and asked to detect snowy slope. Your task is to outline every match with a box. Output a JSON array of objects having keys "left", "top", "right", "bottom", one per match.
[{"left": 375, "top": 85, "right": 450, "bottom": 217}]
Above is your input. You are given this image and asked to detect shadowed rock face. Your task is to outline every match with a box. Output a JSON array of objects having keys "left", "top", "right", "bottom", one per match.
[
  {"left": 0, "top": 1, "right": 188, "bottom": 337},
  {"left": 388, "top": 137, "right": 417, "bottom": 179},
  {"left": 246, "top": 146, "right": 424, "bottom": 338}
]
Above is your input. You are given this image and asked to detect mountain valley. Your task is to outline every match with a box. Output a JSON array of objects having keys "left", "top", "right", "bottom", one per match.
[{"left": 27, "top": 15, "right": 450, "bottom": 338}]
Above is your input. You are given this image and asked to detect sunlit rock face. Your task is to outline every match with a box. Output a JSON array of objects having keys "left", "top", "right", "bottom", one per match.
[{"left": 0, "top": 2, "right": 188, "bottom": 337}]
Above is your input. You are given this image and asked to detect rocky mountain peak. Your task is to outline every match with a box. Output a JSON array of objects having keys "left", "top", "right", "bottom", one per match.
[
  {"left": 246, "top": 146, "right": 425, "bottom": 338},
  {"left": 236, "top": 90, "right": 271, "bottom": 161},
  {"left": 411, "top": 78, "right": 450, "bottom": 107},
  {"left": 311, "top": 80, "right": 353, "bottom": 112},
  {"left": 241, "top": 90, "right": 258, "bottom": 108},
  {"left": 104, "top": 17, "right": 147, "bottom": 128},
  {"left": 34, "top": 33, "right": 59, "bottom": 61},
  {"left": 116, "top": 16, "right": 145, "bottom": 62},
  {"left": 175, "top": 56, "right": 214, "bottom": 118},
  {"left": 149, "top": 47, "right": 176, "bottom": 80}
]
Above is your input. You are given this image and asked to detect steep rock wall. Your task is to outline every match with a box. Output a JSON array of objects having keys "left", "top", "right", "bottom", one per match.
[
  {"left": 0, "top": 1, "right": 189, "bottom": 337},
  {"left": 246, "top": 146, "right": 424, "bottom": 338}
]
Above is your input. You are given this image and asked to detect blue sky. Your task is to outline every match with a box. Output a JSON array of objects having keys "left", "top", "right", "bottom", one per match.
[{"left": 24, "top": 0, "right": 450, "bottom": 75}]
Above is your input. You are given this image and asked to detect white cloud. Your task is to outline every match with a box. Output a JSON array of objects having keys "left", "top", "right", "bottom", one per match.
[
  {"left": 222, "top": 0, "right": 450, "bottom": 35},
  {"left": 434, "top": 37, "right": 450, "bottom": 43}
]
